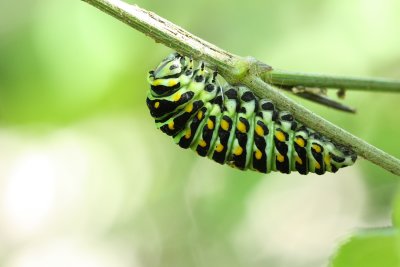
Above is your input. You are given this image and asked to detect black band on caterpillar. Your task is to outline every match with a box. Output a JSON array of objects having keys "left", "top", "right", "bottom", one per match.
[{"left": 146, "top": 52, "right": 357, "bottom": 175}]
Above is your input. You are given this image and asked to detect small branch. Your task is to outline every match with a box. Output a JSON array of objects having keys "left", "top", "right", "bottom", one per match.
[
  {"left": 278, "top": 86, "right": 356, "bottom": 113},
  {"left": 81, "top": 0, "right": 400, "bottom": 176},
  {"left": 264, "top": 69, "right": 400, "bottom": 93}
]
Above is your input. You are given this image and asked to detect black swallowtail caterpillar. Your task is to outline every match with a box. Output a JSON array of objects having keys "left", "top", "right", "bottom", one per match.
[{"left": 146, "top": 52, "right": 357, "bottom": 175}]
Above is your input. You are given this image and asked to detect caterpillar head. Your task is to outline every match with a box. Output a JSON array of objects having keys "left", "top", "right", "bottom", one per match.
[
  {"left": 148, "top": 53, "right": 191, "bottom": 96},
  {"left": 152, "top": 52, "right": 188, "bottom": 79}
]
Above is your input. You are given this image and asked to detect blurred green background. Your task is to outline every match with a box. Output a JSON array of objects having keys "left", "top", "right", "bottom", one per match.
[{"left": 0, "top": 0, "right": 399, "bottom": 266}]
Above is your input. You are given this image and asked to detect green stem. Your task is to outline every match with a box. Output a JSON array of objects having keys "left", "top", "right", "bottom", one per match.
[
  {"left": 264, "top": 69, "right": 400, "bottom": 92},
  {"left": 81, "top": 0, "right": 400, "bottom": 176},
  {"left": 80, "top": 0, "right": 247, "bottom": 81}
]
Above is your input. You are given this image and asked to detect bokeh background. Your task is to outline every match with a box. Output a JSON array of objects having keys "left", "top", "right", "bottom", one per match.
[{"left": 1, "top": 0, "right": 400, "bottom": 266}]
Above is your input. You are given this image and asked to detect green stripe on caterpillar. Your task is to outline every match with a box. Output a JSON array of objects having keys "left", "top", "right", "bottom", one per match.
[{"left": 146, "top": 52, "right": 357, "bottom": 175}]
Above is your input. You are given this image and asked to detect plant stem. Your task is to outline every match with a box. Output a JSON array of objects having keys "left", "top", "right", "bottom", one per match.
[
  {"left": 80, "top": 0, "right": 247, "bottom": 81},
  {"left": 81, "top": 0, "right": 400, "bottom": 176},
  {"left": 264, "top": 69, "right": 400, "bottom": 92}
]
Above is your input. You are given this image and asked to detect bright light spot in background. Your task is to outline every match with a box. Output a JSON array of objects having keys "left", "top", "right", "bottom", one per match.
[
  {"left": 0, "top": 131, "right": 91, "bottom": 243},
  {"left": 0, "top": 115, "right": 154, "bottom": 266},
  {"left": 2, "top": 151, "right": 56, "bottom": 240},
  {"left": 4, "top": 237, "right": 140, "bottom": 267}
]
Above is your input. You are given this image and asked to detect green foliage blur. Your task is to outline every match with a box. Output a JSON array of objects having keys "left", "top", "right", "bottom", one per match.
[
  {"left": 0, "top": 0, "right": 400, "bottom": 266},
  {"left": 331, "top": 228, "right": 400, "bottom": 267}
]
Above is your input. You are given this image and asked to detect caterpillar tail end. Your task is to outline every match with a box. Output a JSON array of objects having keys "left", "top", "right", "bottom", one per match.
[{"left": 331, "top": 144, "right": 357, "bottom": 171}]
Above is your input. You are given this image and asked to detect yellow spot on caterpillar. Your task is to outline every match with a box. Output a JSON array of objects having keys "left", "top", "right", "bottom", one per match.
[
  {"left": 215, "top": 144, "right": 224, "bottom": 152},
  {"left": 312, "top": 144, "right": 322, "bottom": 153},
  {"left": 197, "top": 111, "right": 203, "bottom": 120},
  {"left": 237, "top": 120, "right": 247, "bottom": 133},
  {"left": 168, "top": 80, "right": 177, "bottom": 87},
  {"left": 154, "top": 101, "right": 160, "bottom": 109},
  {"left": 152, "top": 79, "right": 161, "bottom": 86},
  {"left": 207, "top": 119, "right": 214, "bottom": 129},
  {"left": 255, "top": 150, "right": 262, "bottom": 160},
  {"left": 277, "top": 154, "right": 284, "bottom": 163},
  {"left": 168, "top": 121, "right": 174, "bottom": 130},
  {"left": 221, "top": 120, "right": 229, "bottom": 131},
  {"left": 315, "top": 161, "right": 321, "bottom": 169},
  {"left": 255, "top": 125, "right": 264, "bottom": 136},
  {"left": 172, "top": 92, "right": 181, "bottom": 102},
  {"left": 233, "top": 146, "right": 243, "bottom": 156},
  {"left": 198, "top": 139, "right": 207, "bottom": 147},
  {"left": 275, "top": 131, "right": 286, "bottom": 142},
  {"left": 295, "top": 156, "right": 303, "bottom": 165},
  {"left": 185, "top": 129, "right": 191, "bottom": 139},
  {"left": 185, "top": 103, "right": 193, "bottom": 113},
  {"left": 324, "top": 154, "right": 331, "bottom": 165},
  {"left": 295, "top": 137, "right": 305, "bottom": 147}
]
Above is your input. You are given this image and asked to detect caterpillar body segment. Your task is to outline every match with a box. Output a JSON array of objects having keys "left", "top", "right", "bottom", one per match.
[{"left": 146, "top": 53, "right": 357, "bottom": 175}]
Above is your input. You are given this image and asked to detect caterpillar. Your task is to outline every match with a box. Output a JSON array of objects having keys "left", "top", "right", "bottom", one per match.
[{"left": 146, "top": 52, "right": 357, "bottom": 175}]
